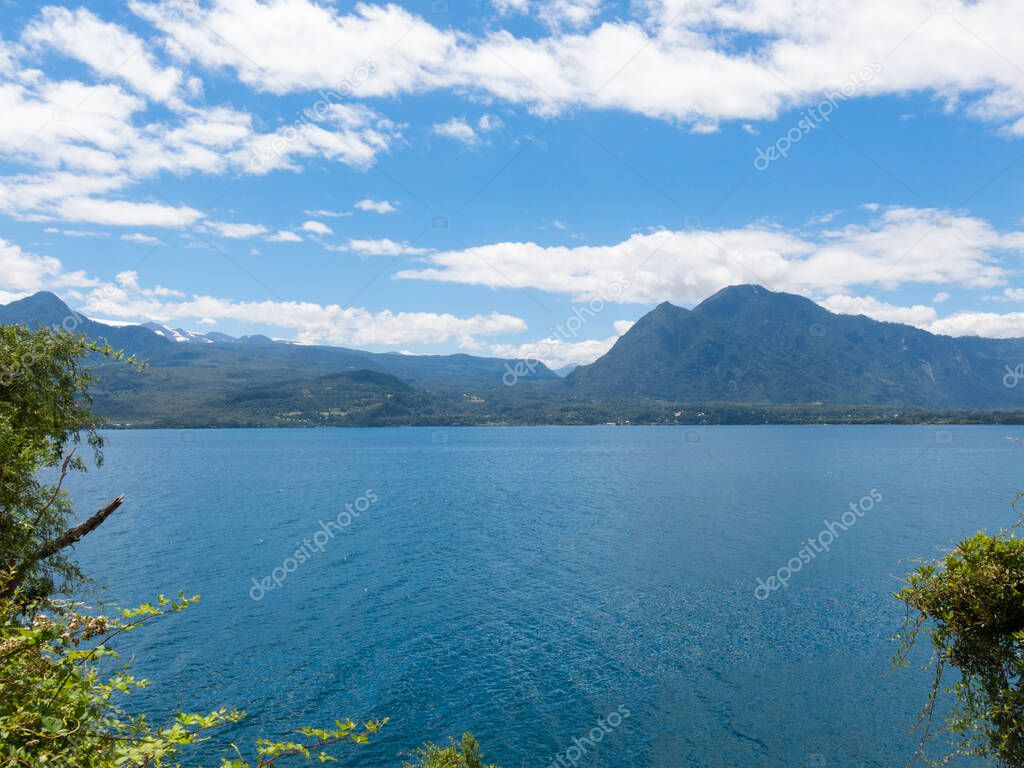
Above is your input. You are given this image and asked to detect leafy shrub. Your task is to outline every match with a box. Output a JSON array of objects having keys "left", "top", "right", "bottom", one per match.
[
  {"left": 403, "top": 732, "right": 499, "bottom": 768},
  {"left": 896, "top": 514, "right": 1024, "bottom": 766}
]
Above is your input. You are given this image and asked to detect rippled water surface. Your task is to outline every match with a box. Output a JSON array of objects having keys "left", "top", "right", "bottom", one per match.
[{"left": 70, "top": 426, "right": 1017, "bottom": 767}]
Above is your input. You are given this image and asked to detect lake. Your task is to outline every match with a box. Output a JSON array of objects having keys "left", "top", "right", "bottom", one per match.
[{"left": 70, "top": 426, "right": 1016, "bottom": 767}]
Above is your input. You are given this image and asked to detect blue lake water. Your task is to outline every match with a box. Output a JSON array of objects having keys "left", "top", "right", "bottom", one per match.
[{"left": 68, "top": 425, "right": 1019, "bottom": 767}]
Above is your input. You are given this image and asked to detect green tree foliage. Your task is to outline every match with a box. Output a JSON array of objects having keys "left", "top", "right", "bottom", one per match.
[
  {"left": 0, "top": 326, "right": 388, "bottom": 766},
  {"left": 896, "top": 511, "right": 1024, "bottom": 766},
  {"left": 403, "top": 733, "right": 499, "bottom": 768},
  {"left": 0, "top": 588, "right": 386, "bottom": 766},
  {"left": 0, "top": 325, "right": 135, "bottom": 600}
]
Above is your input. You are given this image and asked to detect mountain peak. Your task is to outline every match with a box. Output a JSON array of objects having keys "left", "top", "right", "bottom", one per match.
[
  {"left": 18, "top": 291, "right": 72, "bottom": 312},
  {"left": 696, "top": 284, "right": 768, "bottom": 309},
  {"left": 647, "top": 300, "right": 688, "bottom": 317},
  {"left": 693, "top": 284, "right": 825, "bottom": 321},
  {"left": 0, "top": 291, "right": 74, "bottom": 326}
]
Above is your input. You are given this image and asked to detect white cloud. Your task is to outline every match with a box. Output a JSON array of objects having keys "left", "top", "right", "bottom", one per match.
[
  {"left": 820, "top": 294, "right": 939, "bottom": 326},
  {"left": 933, "top": 291, "right": 951, "bottom": 303},
  {"left": 537, "top": 0, "right": 602, "bottom": 30},
  {"left": 113, "top": 269, "right": 184, "bottom": 298},
  {"left": 485, "top": 318, "right": 634, "bottom": 368},
  {"left": 267, "top": 230, "right": 303, "bottom": 242},
  {"left": 121, "top": 232, "right": 162, "bottom": 244},
  {"left": 300, "top": 220, "right": 333, "bottom": 236},
  {"left": 432, "top": 117, "right": 480, "bottom": 146},
  {"left": 346, "top": 238, "right": 431, "bottom": 256},
  {"left": 817, "top": 293, "right": 1024, "bottom": 339},
  {"left": 44, "top": 227, "right": 109, "bottom": 238},
  {"left": 0, "top": 65, "right": 398, "bottom": 227},
  {"left": 807, "top": 209, "right": 843, "bottom": 226},
  {"left": 304, "top": 209, "right": 351, "bottom": 218},
  {"left": 57, "top": 197, "right": 202, "bottom": 227},
  {"left": 478, "top": 114, "right": 503, "bottom": 132},
  {"left": 355, "top": 198, "right": 397, "bottom": 214},
  {"left": 23, "top": 7, "right": 184, "bottom": 105},
  {"left": 122, "top": 0, "right": 1024, "bottom": 134},
  {"left": 0, "top": 233, "right": 530, "bottom": 350},
  {"left": 245, "top": 104, "right": 398, "bottom": 174},
  {"left": 205, "top": 221, "right": 270, "bottom": 239},
  {"left": 0, "top": 238, "right": 96, "bottom": 294},
  {"left": 996, "top": 288, "right": 1024, "bottom": 301},
  {"left": 131, "top": 0, "right": 455, "bottom": 97},
  {"left": 493, "top": 0, "right": 531, "bottom": 14},
  {"left": 397, "top": 207, "right": 1023, "bottom": 303},
  {"left": 927, "top": 311, "right": 1024, "bottom": 339},
  {"left": 81, "top": 283, "right": 527, "bottom": 347}
]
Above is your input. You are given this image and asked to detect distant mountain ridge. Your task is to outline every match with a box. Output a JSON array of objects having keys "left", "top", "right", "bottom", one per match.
[
  {"left": 3, "top": 287, "right": 1024, "bottom": 423},
  {"left": 140, "top": 322, "right": 277, "bottom": 346},
  {"left": 0, "top": 291, "right": 558, "bottom": 389},
  {"left": 567, "top": 284, "right": 1024, "bottom": 408}
]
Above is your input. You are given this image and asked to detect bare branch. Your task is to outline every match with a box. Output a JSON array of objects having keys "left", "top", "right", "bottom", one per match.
[
  {"left": 1, "top": 495, "right": 124, "bottom": 599},
  {"left": 31, "top": 448, "right": 77, "bottom": 528}
]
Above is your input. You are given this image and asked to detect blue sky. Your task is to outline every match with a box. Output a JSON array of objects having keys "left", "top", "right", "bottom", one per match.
[{"left": 2, "top": 0, "right": 1024, "bottom": 366}]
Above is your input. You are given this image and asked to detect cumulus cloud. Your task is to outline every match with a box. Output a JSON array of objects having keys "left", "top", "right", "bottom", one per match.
[
  {"left": 300, "top": 220, "right": 333, "bottom": 236},
  {"left": 824, "top": 292, "right": 1024, "bottom": 339},
  {"left": 537, "top": 0, "right": 602, "bottom": 30},
  {"left": 205, "top": 221, "right": 269, "bottom": 239},
  {"left": 927, "top": 311, "right": 1024, "bottom": 338},
  {"left": 397, "top": 207, "right": 1023, "bottom": 303},
  {"left": 121, "top": 232, "right": 162, "bottom": 244},
  {"left": 346, "top": 238, "right": 431, "bottom": 256},
  {"left": 56, "top": 197, "right": 202, "bottom": 227},
  {"left": 82, "top": 283, "right": 528, "bottom": 347},
  {"left": 485, "top": 319, "right": 634, "bottom": 368},
  {"left": 819, "top": 294, "right": 939, "bottom": 326},
  {"left": 0, "top": 58, "right": 398, "bottom": 226},
  {"left": 304, "top": 208, "right": 351, "bottom": 218},
  {"left": 354, "top": 198, "right": 397, "bottom": 213},
  {"left": 432, "top": 117, "right": 480, "bottom": 146},
  {"left": 0, "top": 235, "right": 529, "bottom": 349},
  {"left": 44, "top": 227, "right": 108, "bottom": 238},
  {"left": 22, "top": 7, "right": 185, "bottom": 105},
  {"left": 478, "top": 114, "right": 503, "bottom": 132},
  {"left": 123, "top": 0, "right": 1024, "bottom": 134},
  {"left": 0, "top": 238, "right": 96, "bottom": 296}
]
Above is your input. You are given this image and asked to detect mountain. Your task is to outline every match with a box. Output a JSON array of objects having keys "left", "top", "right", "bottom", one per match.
[
  {"left": 141, "top": 322, "right": 277, "bottom": 345},
  {"left": 567, "top": 284, "right": 1024, "bottom": 408},
  {"left": 6, "top": 287, "right": 1024, "bottom": 423},
  {"left": 0, "top": 292, "right": 172, "bottom": 354},
  {"left": 142, "top": 322, "right": 216, "bottom": 344},
  {"left": 0, "top": 292, "right": 557, "bottom": 389}
]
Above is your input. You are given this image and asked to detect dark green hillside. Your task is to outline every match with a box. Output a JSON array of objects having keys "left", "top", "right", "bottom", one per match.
[
  {"left": 5, "top": 287, "right": 1024, "bottom": 424},
  {"left": 567, "top": 284, "right": 1024, "bottom": 408}
]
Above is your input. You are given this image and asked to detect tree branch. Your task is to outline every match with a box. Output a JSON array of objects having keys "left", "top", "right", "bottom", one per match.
[
  {"left": 31, "top": 448, "right": 77, "bottom": 528},
  {"left": 1, "top": 495, "right": 124, "bottom": 599}
]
